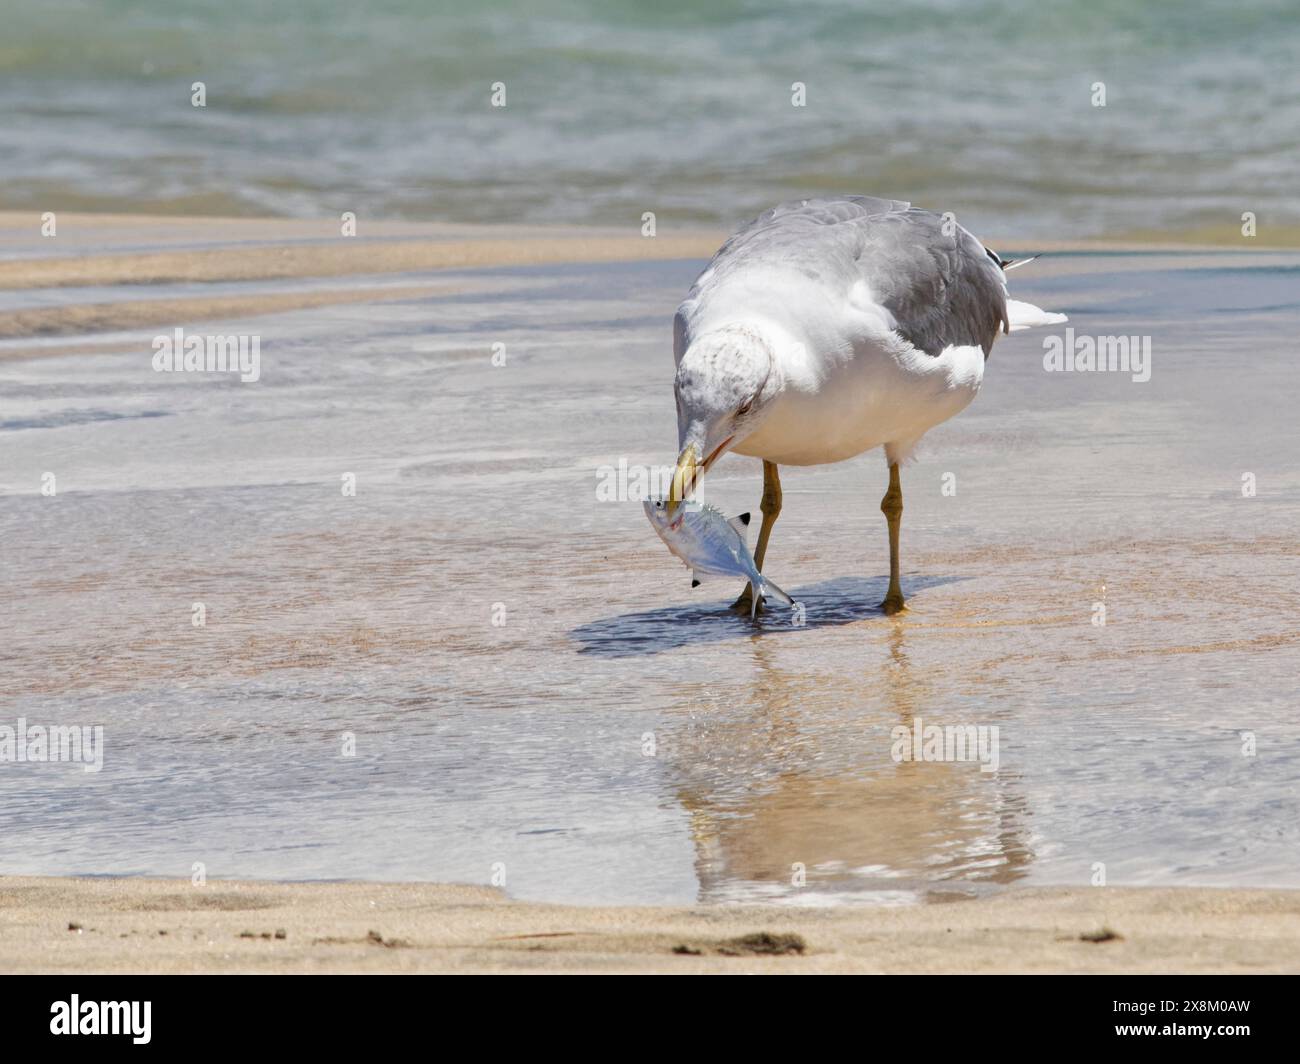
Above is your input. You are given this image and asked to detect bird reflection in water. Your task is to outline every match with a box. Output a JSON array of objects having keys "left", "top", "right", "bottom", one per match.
[{"left": 667, "top": 625, "right": 1034, "bottom": 904}]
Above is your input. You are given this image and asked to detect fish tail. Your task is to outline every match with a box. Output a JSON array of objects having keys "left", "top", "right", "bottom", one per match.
[{"left": 760, "top": 575, "right": 794, "bottom": 609}]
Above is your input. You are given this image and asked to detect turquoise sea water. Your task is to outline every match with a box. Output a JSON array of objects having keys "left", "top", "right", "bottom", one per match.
[{"left": 1, "top": 0, "right": 1297, "bottom": 238}]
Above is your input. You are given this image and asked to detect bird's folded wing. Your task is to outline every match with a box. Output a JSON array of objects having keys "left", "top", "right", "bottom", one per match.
[
  {"left": 845, "top": 208, "right": 1008, "bottom": 358},
  {"left": 688, "top": 197, "right": 1008, "bottom": 359}
]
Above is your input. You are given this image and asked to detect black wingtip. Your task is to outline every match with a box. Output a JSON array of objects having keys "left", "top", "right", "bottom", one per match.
[
  {"left": 738, "top": 512, "right": 751, "bottom": 525},
  {"left": 985, "top": 245, "right": 1010, "bottom": 269},
  {"left": 1003, "top": 254, "right": 1041, "bottom": 272},
  {"left": 691, "top": 579, "right": 701, "bottom": 588},
  {"left": 986, "top": 246, "right": 1041, "bottom": 272}
]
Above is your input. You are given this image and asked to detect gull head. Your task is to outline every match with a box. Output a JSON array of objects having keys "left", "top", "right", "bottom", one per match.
[{"left": 669, "top": 323, "right": 780, "bottom": 504}]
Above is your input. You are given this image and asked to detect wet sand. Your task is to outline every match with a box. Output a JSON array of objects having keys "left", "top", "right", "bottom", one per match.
[
  {"left": 0, "top": 210, "right": 1285, "bottom": 353},
  {"left": 2, "top": 215, "right": 1299, "bottom": 970},
  {"left": 3, "top": 875, "right": 1297, "bottom": 974}
]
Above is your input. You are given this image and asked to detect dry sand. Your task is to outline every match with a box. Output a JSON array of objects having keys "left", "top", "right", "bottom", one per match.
[
  {"left": 2, "top": 876, "right": 1296, "bottom": 974},
  {"left": 0, "top": 211, "right": 728, "bottom": 292},
  {"left": 0, "top": 211, "right": 727, "bottom": 357}
]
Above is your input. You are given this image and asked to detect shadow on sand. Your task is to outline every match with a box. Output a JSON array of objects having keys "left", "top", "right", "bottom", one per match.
[{"left": 570, "top": 574, "right": 965, "bottom": 658}]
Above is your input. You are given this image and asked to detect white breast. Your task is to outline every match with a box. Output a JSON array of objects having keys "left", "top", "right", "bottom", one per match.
[
  {"left": 731, "top": 299, "right": 986, "bottom": 466},
  {"left": 678, "top": 250, "right": 992, "bottom": 466}
]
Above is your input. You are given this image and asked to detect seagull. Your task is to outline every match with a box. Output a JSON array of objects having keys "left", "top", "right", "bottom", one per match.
[{"left": 666, "top": 196, "right": 1066, "bottom": 615}]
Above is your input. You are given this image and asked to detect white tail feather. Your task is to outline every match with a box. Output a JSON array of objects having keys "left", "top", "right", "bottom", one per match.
[{"left": 1006, "top": 299, "right": 1068, "bottom": 332}]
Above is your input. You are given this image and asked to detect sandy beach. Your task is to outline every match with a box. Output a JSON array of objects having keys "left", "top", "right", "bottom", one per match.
[
  {"left": 4, "top": 876, "right": 1297, "bottom": 974},
  {"left": 6, "top": 0, "right": 1300, "bottom": 996},
  {"left": 0, "top": 211, "right": 727, "bottom": 355}
]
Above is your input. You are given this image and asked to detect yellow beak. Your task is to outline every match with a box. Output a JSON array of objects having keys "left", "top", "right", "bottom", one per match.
[{"left": 667, "top": 445, "right": 700, "bottom": 506}]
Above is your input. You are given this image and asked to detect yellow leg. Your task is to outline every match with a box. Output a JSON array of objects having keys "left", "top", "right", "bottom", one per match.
[
  {"left": 880, "top": 462, "right": 906, "bottom": 615},
  {"left": 731, "top": 461, "right": 782, "bottom": 614}
]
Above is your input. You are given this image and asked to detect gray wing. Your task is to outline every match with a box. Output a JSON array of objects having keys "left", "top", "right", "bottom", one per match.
[
  {"left": 711, "top": 195, "right": 913, "bottom": 259},
  {"left": 686, "top": 196, "right": 1008, "bottom": 359},
  {"left": 847, "top": 205, "right": 1010, "bottom": 358}
]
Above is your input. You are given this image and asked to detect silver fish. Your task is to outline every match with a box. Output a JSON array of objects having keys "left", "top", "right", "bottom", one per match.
[{"left": 644, "top": 498, "right": 794, "bottom": 618}]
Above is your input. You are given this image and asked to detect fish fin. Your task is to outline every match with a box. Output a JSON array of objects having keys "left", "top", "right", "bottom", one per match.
[
  {"left": 760, "top": 576, "right": 795, "bottom": 609},
  {"left": 728, "top": 512, "right": 751, "bottom": 543}
]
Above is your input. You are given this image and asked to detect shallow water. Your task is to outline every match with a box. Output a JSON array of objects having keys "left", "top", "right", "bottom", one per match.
[
  {"left": 2, "top": 250, "right": 1299, "bottom": 905},
  {"left": 3, "top": 1, "right": 1298, "bottom": 239}
]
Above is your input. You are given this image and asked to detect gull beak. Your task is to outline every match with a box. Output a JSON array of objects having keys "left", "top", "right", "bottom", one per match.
[
  {"left": 667, "top": 435, "right": 735, "bottom": 506},
  {"left": 668, "top": 445, "right": 700, "bottom": 507}
]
